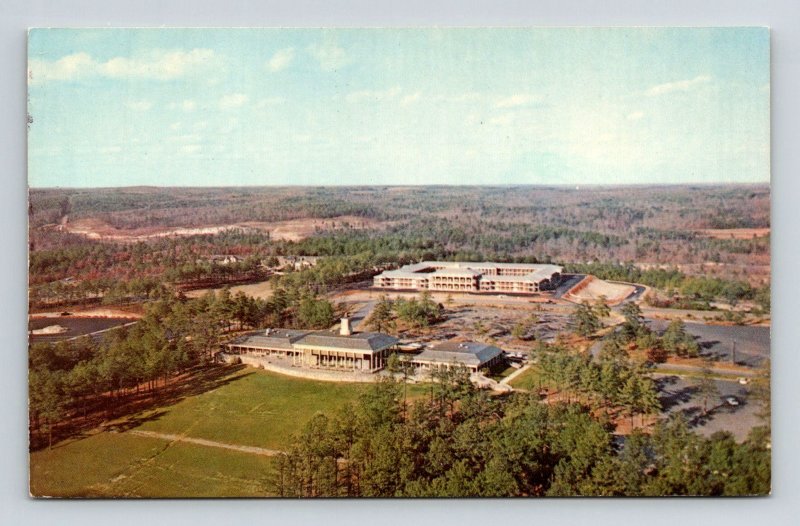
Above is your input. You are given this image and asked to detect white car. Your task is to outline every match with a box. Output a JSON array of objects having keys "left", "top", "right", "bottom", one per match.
[
  {"left": 724, "top": 396, "right": 740, "bottom": 406},
  {"left": 738, "top": 377, "right": 750, "bottom": 385}
]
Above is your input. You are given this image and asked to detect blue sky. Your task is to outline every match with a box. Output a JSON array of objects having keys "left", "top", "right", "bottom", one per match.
[{"left": 27, "top": 28, "right": 770, "bottom": 187}]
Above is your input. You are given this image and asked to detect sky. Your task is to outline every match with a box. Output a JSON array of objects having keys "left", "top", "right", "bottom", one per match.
[{"left": 27, "top": 28, "right": 770, "bottom": 188}]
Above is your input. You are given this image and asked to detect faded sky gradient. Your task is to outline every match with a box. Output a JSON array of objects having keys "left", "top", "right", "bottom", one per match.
[{"left": 27, "top": 28, "right": 770, "bottom": 187}]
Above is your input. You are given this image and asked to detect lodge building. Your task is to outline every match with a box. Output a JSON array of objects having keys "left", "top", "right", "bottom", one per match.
[
  {"left": 224, "top": 320, "right": 399, "bottom": 372},
  {"left": 373, "top": 261, "right": 563, "bottom": 294}
]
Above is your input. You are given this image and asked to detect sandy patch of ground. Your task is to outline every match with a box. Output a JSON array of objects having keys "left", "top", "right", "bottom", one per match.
[
  {"left": 695, "top": 228, "right": 770, "bottom": 239},
  {"left": 60, "top": 215, "right": 384, "bottom": 243},
  {"left": 185, "top": 279, "right": 274, "bottom": 300},
  {"left": 30, "top": 324, "right": 68, "bottom": 335},
  {"left": 30, "top": 307, "right": 144, "bottom": 319},
  {"left": 563, "top": 276, "right": 635, "bottom": 305}
]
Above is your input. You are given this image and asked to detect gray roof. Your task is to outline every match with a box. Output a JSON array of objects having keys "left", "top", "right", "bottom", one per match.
[
  {"left": 227, "top": 329, "right": 398, "bottom": 353},
  {"left": 412, "top": 341, "right": 504, "bottom": 366},
  {"left": 227, "top": 329, "right": 309, "bottom": 350},
  {"left": 295, "top": 331, "right": 399, "bottom": 352}
]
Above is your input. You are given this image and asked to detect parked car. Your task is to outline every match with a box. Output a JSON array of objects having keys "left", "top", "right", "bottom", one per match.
[
  {"left": 738, "top": 377, "right": 750, "bottom": 385},
  {"left": 724, "top": 396, "right": 740, "bottom": 406}
]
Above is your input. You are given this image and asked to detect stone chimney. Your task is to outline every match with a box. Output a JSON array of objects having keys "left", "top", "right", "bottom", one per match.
[{"left": 340, "top": 317, "right": 352, "bottom": 336}]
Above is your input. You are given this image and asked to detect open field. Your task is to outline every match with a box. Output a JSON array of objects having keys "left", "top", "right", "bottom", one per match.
[
  {"left": 507, "top": 366, "right": 544, "bottom": 391},
  {"left": 126, "top": 368, "right": 375, "bottom": 450},
  {"left": 30, "top": 366, "right": 429, "bottom": 497},
  {"left": 30, "top": 433, "right": 276, "bottom": 497}
]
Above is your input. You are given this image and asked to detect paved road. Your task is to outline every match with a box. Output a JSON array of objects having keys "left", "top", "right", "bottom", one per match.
[
  {"left": 648, "top": 320, "right": 770, "bottom": 367},
  {"left": 552, "top": 274, "right": 585, "bottom": 299},
  {"left": 590, "top": 320, "right": 769, "bottom": 369},
  {"left": 348, "top": 300, "right": 377, "bottom": 331}
]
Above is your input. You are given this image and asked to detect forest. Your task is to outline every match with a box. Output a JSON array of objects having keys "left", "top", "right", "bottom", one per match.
[
  {"left": 272, "top": 371, "right": 770, "bottom": 497},
  {"left": 27, "top": 185, "right": 772, "bottom": 496},
  {"left": 28, "top": 185, "right": 770, "bottom": 311}
]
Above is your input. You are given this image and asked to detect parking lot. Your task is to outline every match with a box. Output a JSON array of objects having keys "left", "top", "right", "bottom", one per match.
[{"left": 655, "top": 374, "right": 764, "bottom": 441}]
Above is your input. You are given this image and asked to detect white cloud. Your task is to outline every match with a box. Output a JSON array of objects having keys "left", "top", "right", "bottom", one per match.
[
  {"left": 29, "top": 48, "right": 217, "bottom": 83},
  {"left": 219, "top": 93, "right": 249, "bottom": 109},
  {"left": 401, "top": 91, "right": 422, "bottom": 106},
  {"left": 627, "top": 111, "right": 644, "bottom": 121},
  {"left": 169, "top": 133, "right": 202, "bottom": 143},
  {"left": 309, "top": 42, "right": 349, "bottom": 71},
  {"left": 181, "top": 144, "right": 202, "bottom": 154},
  {"left": 28, "top": 52, "right": 95, "bottom": 82},
  {"left": 646, "top": 75, "right": 712, "bottom": 96},
  {"left": 266, "top": 48, "right": 295, "bottom": 72},
  {"left": 346, "top": 86, "right": 401, "bottom": 104},
  {"left": 256, "top": 97, "right": 285, "bottom": 108},
  {"left": 494, "top": 94, "right": 539, "bottom": 109},
  {"left": 125, "top": 100, "right": 153, "bottom": 112},
  {"left": 489, "top": 113, "right": 514, "bottom": 126},
  {"left": 440, "top": 93, "right": 482, "bottom": 103},
  {"left": 219, "top": 118, "right": 239, "bottom": 134}
]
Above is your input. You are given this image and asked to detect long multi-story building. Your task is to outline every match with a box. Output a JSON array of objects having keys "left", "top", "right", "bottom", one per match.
[{"left": 373, "top": 261, "right": 563, "bottom": 294}]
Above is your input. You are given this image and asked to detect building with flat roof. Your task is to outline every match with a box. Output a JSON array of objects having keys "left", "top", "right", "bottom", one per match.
[
  {"left": 224, "top": 320, "right": 398, "bottom": 372},
  {"left": 409, "top": 341, "right": 505, "bottom": 373},
  {"left": 373, "top": 261, "right": 562, "bottom": 294}
]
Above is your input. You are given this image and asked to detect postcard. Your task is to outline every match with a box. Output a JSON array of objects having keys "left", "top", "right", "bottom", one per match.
[{"left": 28, "top": 28, "right": 770, "bottom": 497}]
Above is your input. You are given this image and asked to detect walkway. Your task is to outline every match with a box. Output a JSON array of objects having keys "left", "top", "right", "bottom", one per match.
[{"left": 129, "top": 430, "right": 283, "bottom": 457}]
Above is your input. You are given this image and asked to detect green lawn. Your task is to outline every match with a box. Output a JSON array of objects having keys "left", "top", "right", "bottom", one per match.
[
  {"left": 30, "top": 432, "right": 275, "bottom": 497},
  {"left": 133, "top": 368, "right": 376, "bottom": 450},
  {"left": 489, "top": 365, "right": 517, "bottom": 381},
  {"left": 507, "top": 365, "right": 544, "bottom": 391},
  {"left": 30, "top": 366, "right": 427, "bottom": 498}
]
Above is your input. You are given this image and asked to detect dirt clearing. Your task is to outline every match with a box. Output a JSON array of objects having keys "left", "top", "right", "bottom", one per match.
[
  {"left": 185, "top": 279, "right": 274, "bottom": 300},
  {"left": 563, "top": 276, "right": 635, "bottom": 305},
  {"left": 59, "top": 215, "right": 385, "bottom": 243},
  {"left": 695, "top": 228, "right": 770, "bottom": 239}
]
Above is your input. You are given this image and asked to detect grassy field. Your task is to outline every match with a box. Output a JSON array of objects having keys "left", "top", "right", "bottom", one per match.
[
  {"left": 30, "top": 433, "right": 275, "bottom": 497},
  {"left": 489, "top": 365, "right": 517, "bottom": 382},
  {"left": 132, "top": 368, "right": 377, "bottom": 450},
  {"left": 30, "top": 366, "right": 427, "bottom": 497},
  {"left": 507, "top": 365, "right": 544, "bottom": 391}
]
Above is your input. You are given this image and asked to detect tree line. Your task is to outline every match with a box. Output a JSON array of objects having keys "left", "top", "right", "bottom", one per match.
[{"left": 272, "top": 371, "right": 770, "bottom": 497}]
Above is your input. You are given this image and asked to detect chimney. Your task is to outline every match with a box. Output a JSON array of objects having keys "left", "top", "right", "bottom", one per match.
[{"left": 340, "top": 317, "right": 352, "bottom": 336}]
